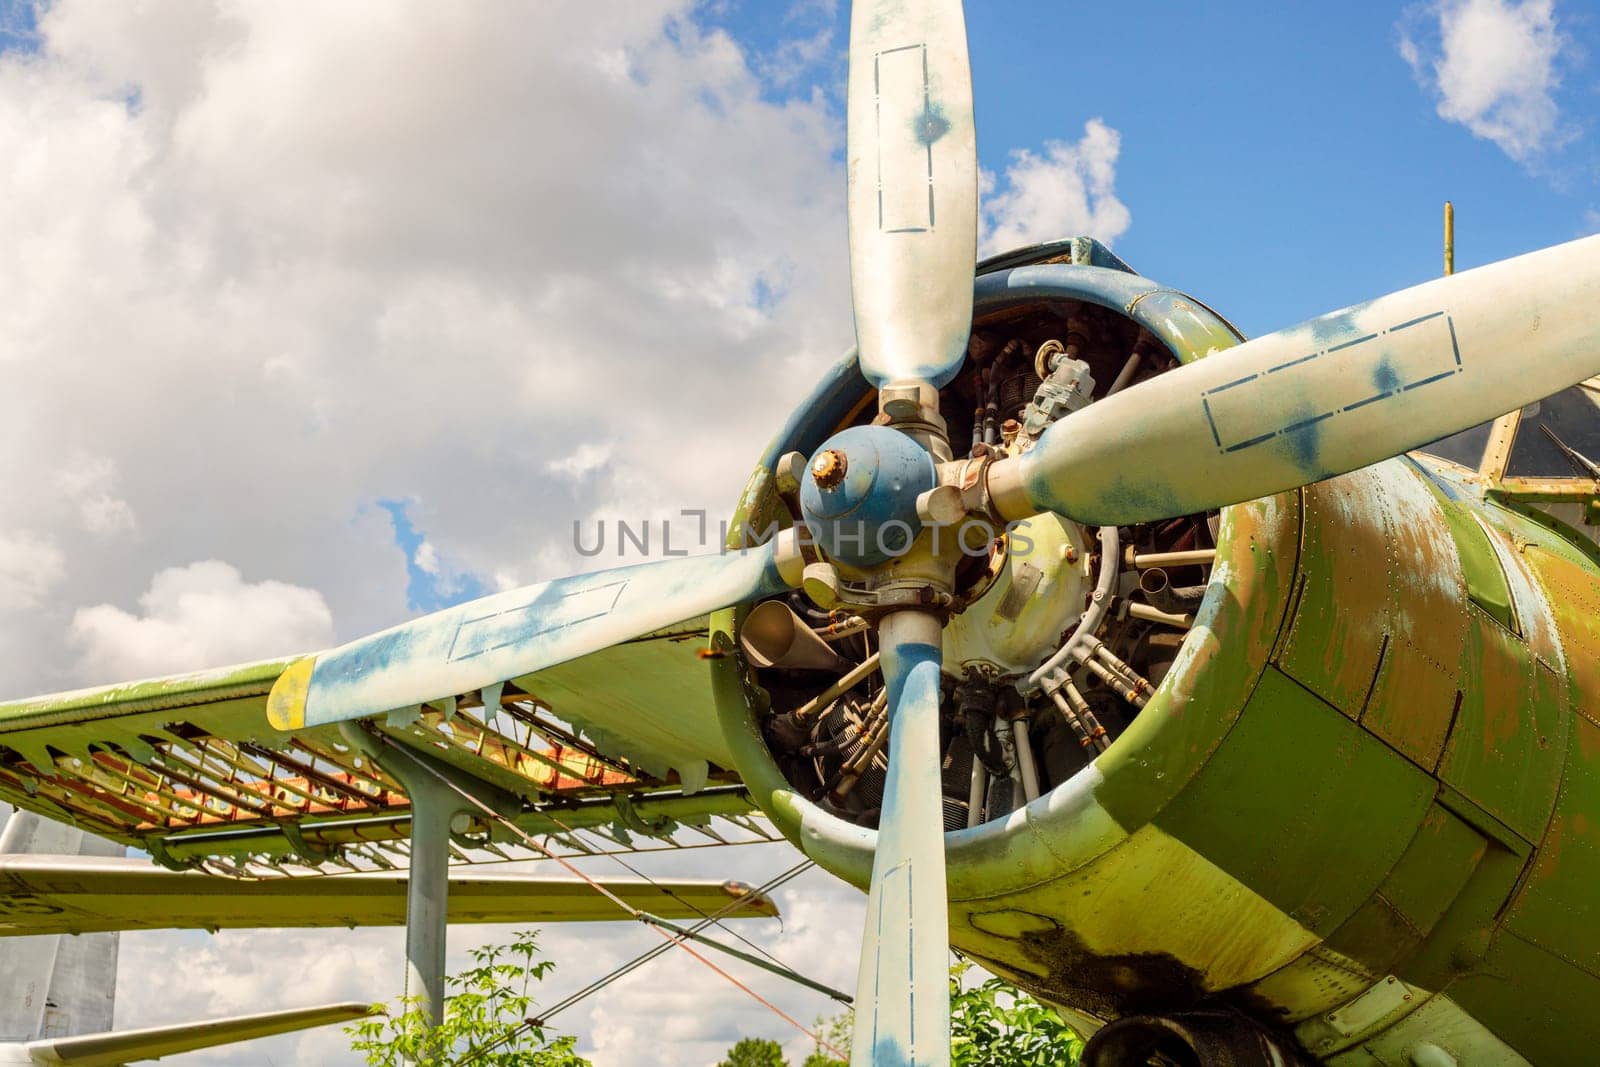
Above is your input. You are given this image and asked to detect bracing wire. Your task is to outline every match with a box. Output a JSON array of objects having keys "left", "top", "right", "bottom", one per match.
[
  {"left": 456, "top": 859, "right": 818, "bottom": 1066},
  {"left": 375, "top": 737, "right": 845, "bottom": 1063}
]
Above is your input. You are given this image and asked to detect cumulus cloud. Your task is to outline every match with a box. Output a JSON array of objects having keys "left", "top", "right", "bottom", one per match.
[
  {"left": 70, "top": 560, "right": 332, "bottom": 678},
  {"left": 1399, "top": 0, "right": 1576, "bottom": 162},
  {"left": 980, "top": 118, "right": 1131, "bottom": 256},
  {"left": 0, "top": 2, "right": 864, "bottom": 1060},
  {"left": 54, "top": 455, "right": 136, "bottom": 536},
  {"left": 0, "top": 0, "right": 854, "bottom": 697},
  {"left": 0, "top": 532, "right": 65, "bottom": 610},
  {"left": 545, "top": 442, "right": 615, "bottom": 481}
]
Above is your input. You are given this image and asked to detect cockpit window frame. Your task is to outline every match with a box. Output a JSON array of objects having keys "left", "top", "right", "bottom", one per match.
[{"left": 1475, "top": 383, "right": 1600, "bottom": 543}]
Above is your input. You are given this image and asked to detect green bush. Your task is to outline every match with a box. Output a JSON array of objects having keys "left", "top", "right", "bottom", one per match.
[{"left": 347, "top": 929, "right": 590, "bottom": 1067}]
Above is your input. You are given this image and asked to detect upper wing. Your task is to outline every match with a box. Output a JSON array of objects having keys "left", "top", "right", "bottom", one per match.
[
  {"left": 0, "top": 618, "right": 766, "bottom": 872},
  {"left": 24, "top": 1002, "right": 373, "bottom": 1066},
  {"left": 0, "top": 855, "right": 777, "bottom": 936}
]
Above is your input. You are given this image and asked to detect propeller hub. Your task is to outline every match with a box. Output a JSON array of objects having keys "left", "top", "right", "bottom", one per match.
[{"left": 799, "top": 425, "right": 936, "bottom": 568}]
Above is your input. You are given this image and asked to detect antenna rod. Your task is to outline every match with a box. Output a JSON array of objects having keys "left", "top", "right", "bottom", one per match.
[{"left": 1444, "top": 200, "right": 1455, "bottom": 276}]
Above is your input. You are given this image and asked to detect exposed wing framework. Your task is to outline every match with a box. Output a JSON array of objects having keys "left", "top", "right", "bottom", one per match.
[{"left": 0, "top": 623, "right": 777, "bottom": 877}]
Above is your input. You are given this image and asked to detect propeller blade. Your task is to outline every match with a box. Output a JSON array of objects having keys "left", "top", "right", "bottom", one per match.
[
  {"left": 267, "top": 535, "right": 804, "bottom": 731},
  {"left": 851, "top": 609, "right": 950, "bottom": 1067},
  {"left": 847, "top": 0, "right": 977, "bottom": 390},
  {"left": 1001, "top": 234, "right": 1600, "bottom": 526}
]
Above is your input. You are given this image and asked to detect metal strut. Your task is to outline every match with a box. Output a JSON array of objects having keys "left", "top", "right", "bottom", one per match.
[
  {"left": 338, "top": 724, "right": 520, "bottom": 1037},
  {"left": 364, "top": 730, "right": 845, "bottom": 1060}
]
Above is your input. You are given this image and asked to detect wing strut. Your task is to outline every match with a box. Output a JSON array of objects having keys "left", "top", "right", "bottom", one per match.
[{"left": 364, "top": 730, "right": 849, "bottom": 1061}]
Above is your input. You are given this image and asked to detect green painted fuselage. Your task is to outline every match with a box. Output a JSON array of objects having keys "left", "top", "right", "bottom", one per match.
[{"left": 711, "top": 244, "right": 1600, "bottom": 1065}]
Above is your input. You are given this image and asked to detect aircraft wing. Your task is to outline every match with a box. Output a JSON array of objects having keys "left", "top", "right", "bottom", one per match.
[
  {"left": 22, "top": 1001, "right": 373, "bottom": 1066},
  {"left": 0, "top": 617, "right": 769, "bottom": 873},
  {"left": 0, "top": 854, "right": 777, "bottom": 936}
]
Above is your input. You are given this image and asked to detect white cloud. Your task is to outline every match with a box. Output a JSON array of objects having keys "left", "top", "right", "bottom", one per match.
[
  {"left": 54, "top": 455, "right": 136, "bottom": 536},
  {"left": 0, "top": 0, "right": 853, "bottom": 699},
  {"left": 545, "top": 443, "right": 615, "bottom": 481},
  {"left": 0, "top": 532, "right": 66, "bottom": 610},
  {"left": 980, "top": 119, "right": 1131, "bottom": 257},
  {"left": 70, "top": 560, "right": 332, "bottom": 679},
  {"left": 1399, "top": 0, "right": 1575, "bottom": 162}
]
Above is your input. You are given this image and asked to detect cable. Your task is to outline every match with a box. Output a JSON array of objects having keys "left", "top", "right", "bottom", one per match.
[
  {"left": 541, "top": 806, "right": 806, "bottom": 979},
  {"left": 456, "top": 859, "right": 818, "bottom": 1066},
  {"left": 536, "top": 860, "right": 816, "bottom": 1023},
  {"left": 375, "top": 738, "right": 843, "bottom": 1062}
]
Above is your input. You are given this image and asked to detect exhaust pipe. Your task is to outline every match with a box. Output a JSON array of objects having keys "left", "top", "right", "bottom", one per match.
[{"left": 740, "top": 601, "right": 850, "bottom": 672}]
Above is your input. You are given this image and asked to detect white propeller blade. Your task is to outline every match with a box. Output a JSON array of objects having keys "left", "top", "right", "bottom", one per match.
[
  {"left": 851, "top": 609, "right": 951, "bottom": 1067},
  {"left": 268, "top": 536, "right": 802, "bottom": 731},
  {"left": 847, "top": 0, "right": 978, "bottom": 390},
  {"left": 1006, "top": 233, "right": 1600, "bottom": 525}
]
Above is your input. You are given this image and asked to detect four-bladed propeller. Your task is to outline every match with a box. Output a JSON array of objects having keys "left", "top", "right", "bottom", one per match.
[{"left": 261, "top": 2, "right": 1600, "bottom": 1061}]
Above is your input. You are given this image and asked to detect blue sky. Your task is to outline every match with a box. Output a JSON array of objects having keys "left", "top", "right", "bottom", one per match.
[{"left": 709, "top": 0, "right": 1596, "bottom": 334}]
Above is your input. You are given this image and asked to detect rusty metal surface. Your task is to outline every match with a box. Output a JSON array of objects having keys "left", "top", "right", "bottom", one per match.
[{"left": 0, "top": 633, "right": 773, "bottom": 873}]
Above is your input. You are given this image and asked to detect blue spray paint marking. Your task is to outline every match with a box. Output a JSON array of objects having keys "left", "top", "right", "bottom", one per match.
[
  {"left": 914, "top": 102, "right": 950, "bottom": 146},
  {"left": 448, "top": 579, "right": 628, "bottom": 662},
  {"left": 1208, "top": 371, "right": 1259, "bottom": 394},
  {"left": 1021, "top": 459, "right": 1187, "bottom": 526},
  {"left": 1200, "top": 311, "right": 1460, "bottom": 459},
  {"left": 1370, "top": 355, "right": 1401, "bottom": 394},
  {"left": 1280, "top": 408, "right": 1333, "bottom": 473}
]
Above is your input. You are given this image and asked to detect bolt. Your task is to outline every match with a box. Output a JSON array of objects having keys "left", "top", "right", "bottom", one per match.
[{"left": 812, "top": 449, "right": 848, "bottom": 490}]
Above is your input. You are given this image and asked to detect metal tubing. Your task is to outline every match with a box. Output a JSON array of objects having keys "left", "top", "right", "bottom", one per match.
[
  {"left": 841, "top": 692, "right": 890, "bottom": 775},
  {"left": 791, "top": 652, "right": 882, "bottom": 722},
  {"left": 1062, "top": 679, "right": 1111, "bottom": 754},
  {"left": 1091, "top": 640, "right": 1146, "bottom": 685},
  {"left": 819, "top": 616, "right": 871, "bottom": 642},
  {"left": 1026, "top": 524, "right": 1120, "bottom": 696},
  {"left": 1105, "top": 351, "right": 1142, "bottom": 397},
  {"left": 346, "top": 728, "right": 519, "bottom": 1049},
  {"left": 1445, "top": 201, "right": 1455, "bottom": 276},
  {"left": 832, "top": 704, "right": 889, "bottom": 798},
  {"left": 1128, "top": 602, "right": 1194, "bottom": 629},
  {"left": 1083, "top": 657, "right": 1149, "bottom": 709},
  {"left": 1011, "top": 719, "right": 1040, "bottom": 803},
  {"left": 966, "top": 761, "right": 989, "bottom": 827},
  {"left": 1048, "top": 689, "right": 1094, "bottom": 750},
  {"left": 1129, "top": 549, "right": 1215, "bottom": 570}
]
